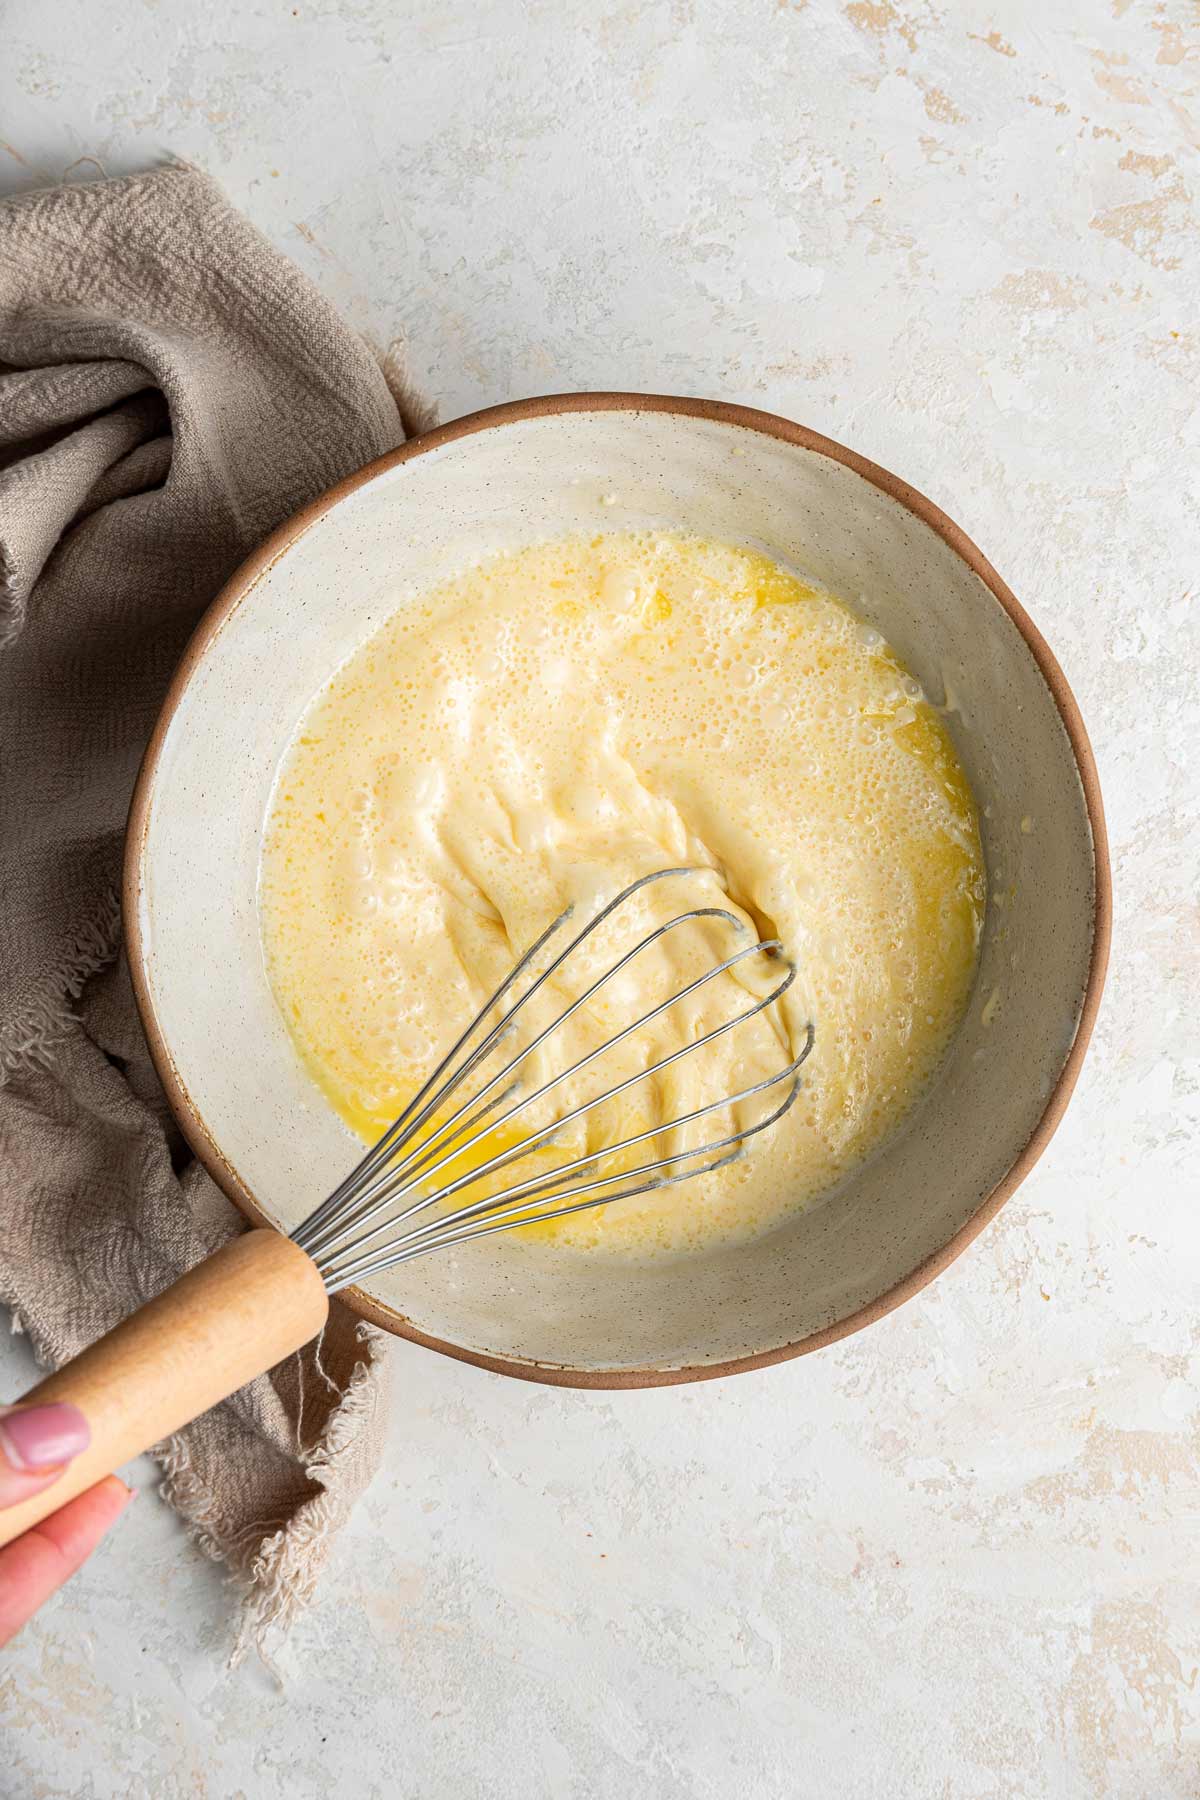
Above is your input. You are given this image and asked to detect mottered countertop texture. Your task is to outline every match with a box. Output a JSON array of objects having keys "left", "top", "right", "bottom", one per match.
[{"left": 1, "top": 1, "right": 1196, "bottom": 1795}]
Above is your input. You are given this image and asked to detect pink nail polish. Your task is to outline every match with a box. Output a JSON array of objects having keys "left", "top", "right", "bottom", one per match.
[{"left": 0, "top": 1403, "right": 91, "bottom": 1471}]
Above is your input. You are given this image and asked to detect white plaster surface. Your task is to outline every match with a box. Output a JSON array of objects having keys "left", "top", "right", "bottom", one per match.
[{"left": 1, "top": 1, "right": 1197, "bottom": 1795}]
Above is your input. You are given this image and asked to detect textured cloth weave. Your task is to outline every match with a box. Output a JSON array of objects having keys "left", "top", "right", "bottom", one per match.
[{"left": 0, "top": 163, "right": 410, "bottom": 1644}]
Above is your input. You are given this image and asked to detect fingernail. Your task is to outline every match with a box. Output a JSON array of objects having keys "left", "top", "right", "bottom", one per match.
[{"left": 0, "top": 1403, "right": 91, "bottom": 1471}]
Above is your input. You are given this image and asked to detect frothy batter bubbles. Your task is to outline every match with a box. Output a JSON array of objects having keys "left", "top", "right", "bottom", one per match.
[{"left": 260, "top": 533, "right": 985, "bottom": 1255}]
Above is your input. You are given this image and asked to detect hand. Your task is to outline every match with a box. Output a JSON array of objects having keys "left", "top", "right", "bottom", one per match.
[{"left": 0, "top": 1403, "right": 133, "bottom": 1646}]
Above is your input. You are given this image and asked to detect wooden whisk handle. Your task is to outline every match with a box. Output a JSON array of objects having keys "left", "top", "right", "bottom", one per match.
[{"left": 0, "top": 1229, "right": 329, "bottom": 1548}]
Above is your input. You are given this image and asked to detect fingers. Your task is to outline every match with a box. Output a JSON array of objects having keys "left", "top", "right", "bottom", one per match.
[
  {"left": 0, "top": 1402, "right": 91, "bottom": 1510},
  {"left": 0, "top": 1477, "right": 134, "bottom": 1647},
  {"left": 0, "top": 1403, "right": 136, "bottom": 1647}
]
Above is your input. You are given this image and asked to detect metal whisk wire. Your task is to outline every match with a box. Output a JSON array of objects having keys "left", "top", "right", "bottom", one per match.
[{"left": 292, "top": 868, "right": 815, "bottom": 1293}]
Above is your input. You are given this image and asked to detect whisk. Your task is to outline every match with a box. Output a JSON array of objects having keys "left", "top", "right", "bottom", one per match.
[{"left": 0, "top": 868, "right": 812, "bottom": 1547}]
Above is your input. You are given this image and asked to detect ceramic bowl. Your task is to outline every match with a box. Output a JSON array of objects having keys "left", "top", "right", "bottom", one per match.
[{"left": 125, "top": 395, "right": 1110, "bottom": 1386}]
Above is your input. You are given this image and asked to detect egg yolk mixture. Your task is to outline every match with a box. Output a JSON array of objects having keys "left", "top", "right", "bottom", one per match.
[{"left": 259, "top": 533, "right": 984, "bottom": 1255}]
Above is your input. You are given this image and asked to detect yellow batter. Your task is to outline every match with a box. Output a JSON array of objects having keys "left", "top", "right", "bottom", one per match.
[{"left": 260, "top": 533, "right": 984, "bottom": 1254}]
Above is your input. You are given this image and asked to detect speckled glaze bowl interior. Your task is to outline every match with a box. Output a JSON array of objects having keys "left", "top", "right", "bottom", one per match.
[{"left": 126, "top": 396, "right": 1109, "bottom": 1385}]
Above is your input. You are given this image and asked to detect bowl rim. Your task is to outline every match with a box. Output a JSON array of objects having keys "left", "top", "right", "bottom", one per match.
[{"left": 124, "top": 391, "right": 1112, "bottom": 1389}]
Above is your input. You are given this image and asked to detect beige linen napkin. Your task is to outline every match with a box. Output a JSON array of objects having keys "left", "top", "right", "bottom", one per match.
[{"left": 0, "top": 163, "right": 416, "bottom": 1646}]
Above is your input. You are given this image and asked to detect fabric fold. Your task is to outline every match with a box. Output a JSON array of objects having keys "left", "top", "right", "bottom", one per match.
[
  {"left": 0, "top": 392, "right": 163, "bottom": 632},
  {"left": 0, "top": 162, "right": 409, "bottom": 1644}
]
